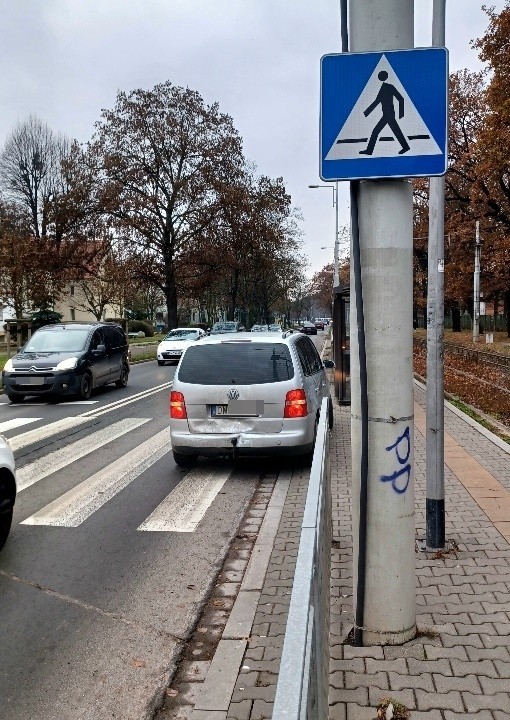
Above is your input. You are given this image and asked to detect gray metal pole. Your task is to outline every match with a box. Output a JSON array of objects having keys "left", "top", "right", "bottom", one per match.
[
  {"left": 473, "top": 220, "right": 481, "bottom": 342},
  {"left": 426, "top": 0, "right": 446, "bottom": 550},
  {"left": 334, "top": 181, "right": 340, "bottom": 287},
  {"left": 349, "top": 0, "right": 416, "bottom": 645}
]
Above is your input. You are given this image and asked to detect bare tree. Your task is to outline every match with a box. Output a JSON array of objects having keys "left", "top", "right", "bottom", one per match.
[{"left": 0, "top": 115, "right": 70, "bottom": 239}]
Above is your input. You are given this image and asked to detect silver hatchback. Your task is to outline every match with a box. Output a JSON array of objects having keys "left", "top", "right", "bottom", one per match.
[{"left": 169, "top": 332, "right": 332, "bottom": 466}]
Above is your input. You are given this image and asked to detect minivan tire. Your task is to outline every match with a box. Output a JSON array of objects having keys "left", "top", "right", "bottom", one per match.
[
  {"left": 173, "top": 451, "right": 197, "bottom": 467},
  {"left": 7, "top": 393, "right": 24, "bottom": 404},
  {"left": 157, "top": 360, "right": 165, "bottom": 366},
  {"left": 328, "top": 396, "right": 334, "bottom": 429},
  {"left": 78, "top": 372, "right": 92, "bottom": 400},
  {"left": 115, "top": 364, "right": 129, "bottom": 388},
  {"left": 0, "top": 472, "right": 15, "bottom": 551}
]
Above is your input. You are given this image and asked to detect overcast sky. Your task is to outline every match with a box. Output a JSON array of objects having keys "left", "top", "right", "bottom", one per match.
[{"left": 0, "top": 1, "right": 505, "bottom": 277}]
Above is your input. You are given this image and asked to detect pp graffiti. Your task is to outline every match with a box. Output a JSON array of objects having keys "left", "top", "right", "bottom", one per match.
[{"left": 379, "top": 425, "right": 411, "bottom": 494}]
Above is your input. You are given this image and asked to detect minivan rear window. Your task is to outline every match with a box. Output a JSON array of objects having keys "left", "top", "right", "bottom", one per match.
[{"left": 178, "top": 343, "right": 294, "bottom": 384}]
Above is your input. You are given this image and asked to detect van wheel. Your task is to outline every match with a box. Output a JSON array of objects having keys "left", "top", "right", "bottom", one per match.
[
  {"left": 173, "top": 451, "right": 197, "bottom": 467},
  {"left": 115, "top": 364, "right": 129, "bottom": 388},
  {"left": 7, "top": 393, "right": 24, "bottom": 404},
  {"left": 78, "top": 372, "right": 92, "bottom": 400}
]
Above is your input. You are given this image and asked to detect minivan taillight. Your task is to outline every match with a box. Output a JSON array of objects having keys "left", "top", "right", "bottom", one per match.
[
  {"left": 170, "top": 391, "right": 187, "bottom": 420},
  {"left": 284, "top": 389, "right": 308, "bottom": 418}
]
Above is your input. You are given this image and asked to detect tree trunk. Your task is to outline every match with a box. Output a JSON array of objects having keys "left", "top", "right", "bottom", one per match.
[
  {"left": 505, "top": 290, "right": 510, "bottom": 338},
  {"left": 165, "top": 265, "right": 178, "bottom": 330},
  {"left": 451, "top": 302, "right": 461, "bottom": 332}
]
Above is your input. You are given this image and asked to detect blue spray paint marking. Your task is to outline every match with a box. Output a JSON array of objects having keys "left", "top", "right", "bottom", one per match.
[{"left": 380, "top": 426, "right": 411, "bottom": 494}]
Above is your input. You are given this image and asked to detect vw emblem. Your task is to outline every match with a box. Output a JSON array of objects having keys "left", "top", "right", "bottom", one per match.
[{"left": 227, "top": 388, "right": 239, "bottom": 400}]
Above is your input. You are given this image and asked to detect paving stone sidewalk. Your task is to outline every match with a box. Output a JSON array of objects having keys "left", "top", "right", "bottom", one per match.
[{"left": 162, "top": 378, "right": 510, "bottom": 719}]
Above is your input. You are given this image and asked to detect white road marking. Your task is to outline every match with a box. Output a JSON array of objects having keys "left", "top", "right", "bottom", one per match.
[
  {"left": 138, "top": 466, "right": 230, "bottom": 533},
  {"left": 21, "top": 428, "right": 170, "bottom": 526},
  {"left": 6, "top": 383, "right": 172, "bottom": 453},
  {"left": 16, "top": 418, "right": 150, "bottom": 491},
  {"left": 55, "top": 401, "right": 98, "bottom": 405},
  {"left": 9, "top": 416, "right": 93, "bottom": 452},
  {"left": 0, "top": 417, "right": 42, "bottom": 433}
]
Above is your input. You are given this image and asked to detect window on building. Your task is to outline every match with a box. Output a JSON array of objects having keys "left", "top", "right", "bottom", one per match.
[
  {"left": 70, "top": 286, "right": 75, "bottom": 296},
  {"left": 70, "top": 308, "right": 75, "bottom": 321}
]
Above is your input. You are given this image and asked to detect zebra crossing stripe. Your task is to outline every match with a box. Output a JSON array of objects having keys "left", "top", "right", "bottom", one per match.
[
  {"left": 138, "top": 466, "right": 230, "bottom": 533},
  {"left": 0, "top": 417, "right": 42, "bottom": 433},
  {"left": 9, "top": 416, "right": 92, "bottom": 452},
  {"left": 21, "top": 428, "right": 169, "bottom": 527},
  {"left": 16, "top": 418, "right": 150, "bottom": 492}
]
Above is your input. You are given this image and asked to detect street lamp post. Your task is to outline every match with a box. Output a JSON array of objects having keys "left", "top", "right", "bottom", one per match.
[{"left": 309, "top": 183, "right": 340, "bottom": 287}]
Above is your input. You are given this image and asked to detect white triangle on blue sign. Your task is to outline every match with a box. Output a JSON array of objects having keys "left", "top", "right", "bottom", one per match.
[{"left": 325, "top": 54, "right": 441, "bottom": 160}]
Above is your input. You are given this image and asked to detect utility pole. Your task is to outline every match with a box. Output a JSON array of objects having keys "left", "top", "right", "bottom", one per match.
[
  {"left": 349, "top": 0, "right": 416, "bottom": 645},
  {"left": 426, "top": 0, "right": 446, "bottom": 550},
  {"left": 473, "top": 220, "right": 481, "bottom": 342}
]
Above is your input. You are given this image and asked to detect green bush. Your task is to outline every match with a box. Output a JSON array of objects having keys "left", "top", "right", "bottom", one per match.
[
  {"left": 30, "top": 310, "right": 63, "bottom": 332},
  {"left": 128, "top": 320, "right": 154, "bottom": 337}
]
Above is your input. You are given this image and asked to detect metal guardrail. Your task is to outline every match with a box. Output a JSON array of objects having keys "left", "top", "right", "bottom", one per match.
[{"left": 272, "top": 396, "right": 331, "bottom": 719}]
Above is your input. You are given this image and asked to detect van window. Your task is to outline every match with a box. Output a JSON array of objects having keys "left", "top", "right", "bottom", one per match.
[
  {"left": 24, "top": 329, "right": 89, "bottom": 353},
  {"left": 178, "top": 343, "right": 294, "bottom": 385},
  {"left": 296, "top": 337, "right": 322, "bottom": 376}
]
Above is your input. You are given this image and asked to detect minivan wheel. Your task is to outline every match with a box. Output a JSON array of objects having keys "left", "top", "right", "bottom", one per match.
[
  {"left": 78, "top": 372, "right": 92, "bottom": 400},
  {"left": 173, "top": 451, "right": 197, "bottom": 467},
  {"left": 7, "top": 393, "right": 24, "bottom": 404},
  {"left": 328, "top": 396, "right": 334, "bottom": 429},
  {"left": 115, "top": 364, "right": 129, "bottom": 388}
]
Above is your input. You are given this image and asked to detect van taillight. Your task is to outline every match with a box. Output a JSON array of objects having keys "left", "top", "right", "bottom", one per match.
[
  {"left": 284, "top": 389, "right": 308, "bottom": 418},
  {"left": 170, "top": 391, "right": 187, "bottom": 420}
]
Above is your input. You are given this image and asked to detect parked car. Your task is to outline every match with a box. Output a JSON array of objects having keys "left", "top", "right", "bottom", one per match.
[
  {"left": 1, "top": 322, "right": 130, "bottom": 403},
  {"left": 314, "top": 321, "right": 325, "bottom": 331},
  {"left": 268, "top": 324, "right": 283, "bottom": 332},
  {"left": 298, "top": 321, "right": 318, "bottom": 336},
  {"left": 157, "top": 328, "right": 205, "bottom": 365},
  {"left": 169, "top": 332, "right": 332, "bottom": 466},
  {"left": 209, "top": 321, "right": 241, "bottom": 335},
  {"left": 0, "top": 435, "right": 16, "bottom": 550},
  {"left": 250, "top": 324, "right": 269, "bottom": 332}
]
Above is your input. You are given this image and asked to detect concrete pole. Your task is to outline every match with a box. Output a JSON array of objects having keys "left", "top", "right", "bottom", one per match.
[
  {"left": 473, "top": 221, "right": 481, "bottom": 342},
  {"left": 334, "top": 181, "right": 340, "bottom": 287},
  {"left": 426, "top": 0, "right": 446, "bottom": 550},
  {"left": 350, "top": 0, "right": 416, "bottom": 645}
]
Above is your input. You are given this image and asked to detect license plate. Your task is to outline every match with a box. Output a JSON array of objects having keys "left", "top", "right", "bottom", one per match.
[
  {"left": 20, "top": 376, "right": 46, "bottom": 385},
  {"left": 211, "top": 401, "right": 263, "bottom": 417}
]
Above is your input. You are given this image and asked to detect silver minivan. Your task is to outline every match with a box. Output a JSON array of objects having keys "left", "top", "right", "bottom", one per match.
[{"left": 169, "top": 332, "right": 332, "bottom": 466}]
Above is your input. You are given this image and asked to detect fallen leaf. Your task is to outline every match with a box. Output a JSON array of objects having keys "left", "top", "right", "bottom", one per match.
[{"left": 131, "top": 658, "right": 146, "bottom": 668}]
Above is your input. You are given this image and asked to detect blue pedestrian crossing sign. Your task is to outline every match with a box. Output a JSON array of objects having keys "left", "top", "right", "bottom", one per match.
[{"left": 320, "top": 48, "right": 448, "bottom": 181}]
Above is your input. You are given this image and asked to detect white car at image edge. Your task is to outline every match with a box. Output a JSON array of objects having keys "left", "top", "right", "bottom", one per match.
[
  {"left": 157, "top": 328, "right": 206, "bottom": 365},
  {"left": 0, "top": 435, "right": 16, "bottom": 551}
]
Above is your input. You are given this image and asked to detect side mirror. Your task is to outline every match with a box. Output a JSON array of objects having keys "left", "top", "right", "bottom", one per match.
[
  {"left": 94, "top": 343, "right": 106, "bottom": 354},
  {"left": 323, "top": 359, "right": 335, "bottom": 369}
]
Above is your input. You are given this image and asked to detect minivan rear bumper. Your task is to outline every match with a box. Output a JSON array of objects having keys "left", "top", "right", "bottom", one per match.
[{"left": 170, "top": 422, "right": 314, "bottom": 457}]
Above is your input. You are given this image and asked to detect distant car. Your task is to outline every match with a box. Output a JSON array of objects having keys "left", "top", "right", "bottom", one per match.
[
  {"left": 2, "top": 322, "right": 130, "bottom": 402},
  {"left": 314, "top": 321, "right": 325, "bottom": 331},
  {"left": 250, "top": 324, "right": 269, "bottom": 332},
  {"left": 0, "top": 435, "right": 16, "bottom": 551},
  {"left": 157, "top": 328, "right": 205, "bottom": 365},
  {"left": 210, "top": 321, "right": 241, "bottom": 335},
  {"left": 298, "top": 322, "right": 318, "bottom": 336},
  {"left": 268, "top": 324, "right": 282, "bottom": 332},
  {"left": 169, "top": 331, "right": 332, "bottom": 466}
]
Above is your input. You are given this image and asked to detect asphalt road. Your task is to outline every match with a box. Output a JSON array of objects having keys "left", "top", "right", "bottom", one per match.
[{"left": 0, "top": 331, "right": 326, "bottom": 720}]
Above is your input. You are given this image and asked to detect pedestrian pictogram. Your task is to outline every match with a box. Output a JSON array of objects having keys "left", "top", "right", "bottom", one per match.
[{"left": 320, "top": 48, "right": 448, "bottom": 181}]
